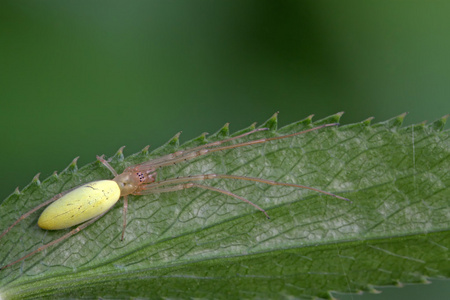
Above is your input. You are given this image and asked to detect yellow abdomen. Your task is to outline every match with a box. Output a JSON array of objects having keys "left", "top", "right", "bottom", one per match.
[{"left": 38, "top": 180, "right": 121, "bottom": 230}]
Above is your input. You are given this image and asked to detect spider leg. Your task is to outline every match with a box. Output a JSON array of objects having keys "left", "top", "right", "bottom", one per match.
[
  {"left": 135, "top": 182, "right": 269, "bottom": 219},
  {"left": 133, "top": 128, "right": 269, "bottom": 172},
  {"left": 134, "top": 173, "right": 349, "bottom": 202},
  {"left": 0, "top": 187, "right": 78, "bottom": 240},
  {"left": 0, "top": 210, "right": 109, "bottom": 270},
  {"left": 139, "top": 123, "right": 339, "bottom": 170},
  {"left": 128, "top": 170, "right": 348, "bottom": 223},
  {"left": 96, "top": 155, "right": 119, "bottom": 176},
  {"left": 193, "top": 183, "right": 270, "bottom": 219}
]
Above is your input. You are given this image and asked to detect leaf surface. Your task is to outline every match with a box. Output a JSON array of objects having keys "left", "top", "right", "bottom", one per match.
[{"left": 0, "top": 113, "right": 449, "bottom": 299}]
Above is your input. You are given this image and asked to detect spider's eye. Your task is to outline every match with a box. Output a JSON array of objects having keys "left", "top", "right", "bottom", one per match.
[{"left": 136, "top": 172, "right": 145, "bottom": 182}]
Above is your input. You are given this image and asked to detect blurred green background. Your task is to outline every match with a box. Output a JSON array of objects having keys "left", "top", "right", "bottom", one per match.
[{"left": 0, "top": 1, "right": 449, "bottom": 298}]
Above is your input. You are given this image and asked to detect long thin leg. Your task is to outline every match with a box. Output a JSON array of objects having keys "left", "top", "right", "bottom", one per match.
[
  {"left": 96, "top": 155, "right": 119, "bottom": 176},
  {"left": 134, "top": 128, "right": 269, "bottom": 171},
  {"left": 136, "top": 173, "right": 350, "bottom": 202},
  {"left": 178, "top": 127, "right": 269, "bottom": 153},
  {"left": 0, "top": 187, "right": 78, "bottom": 240},
  {"left": 192, "top": 183, "right": 270, "bottom": 219},
  {"left": 138, "top": 182, "right": 269, "bottom": 218},
  {"left": 139, "top": 123, "right": 339, "bottom": 170},
  {"left": 96, "top": 156, "right": 136, "bottom": 241},
  {"left": 96, "top": 157, "right": 131, "bottom": 241},
  {"left": 0, "top": 210, "right": 109, "bottom": 270}
]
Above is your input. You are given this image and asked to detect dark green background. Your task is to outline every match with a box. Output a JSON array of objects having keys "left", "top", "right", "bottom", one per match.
[{"left": 0, "top": 1, "right": 449, "bottom": 299}]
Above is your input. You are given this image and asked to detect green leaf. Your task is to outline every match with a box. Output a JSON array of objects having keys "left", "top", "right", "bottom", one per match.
[{"left": 0, "top": 113, "right": 449, "bottom": 299}]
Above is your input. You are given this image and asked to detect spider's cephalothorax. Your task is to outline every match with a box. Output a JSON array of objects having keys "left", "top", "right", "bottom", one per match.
[{"left": 113, "top": 166, "right": 157, "bottom": 196}]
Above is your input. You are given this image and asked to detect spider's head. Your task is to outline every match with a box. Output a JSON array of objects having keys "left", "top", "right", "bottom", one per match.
[{"left": 113, "top": 167, "right": 156, "bottom": 196}]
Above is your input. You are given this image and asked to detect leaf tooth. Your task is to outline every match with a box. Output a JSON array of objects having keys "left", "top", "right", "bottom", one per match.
[
  {"left": 260, "top": 112, "right": 278, "bottom": 131},
  {"left": 175, "top": 131, "right": 209, "bottom": 150},
  {"left": 219, "top": 122, "right": 230, "bottom": 137},
  {"left": 315, "top": 112, "right": 345, "bottom": 125},
  {"left": 3, "top": 187, "right": 22, "bottom": 207},
  {"left": 13, "top": 187, "right": 20, "bottom": 195},
  {"left": 40, "top": 170, "right": 61, "bottom": 186},
  {"left": 303, "top": 114, "right": 314, "bottom": 124},
  {"left": 278, "top": 114, "right": 315, "bottom": 132},
  {"left": 177, "top": 131, "right": 211, "bottom": 151},
  {"left": 168, "top": 131, "right": 182, "bottom": 147},
  {"left": 210, "top": 122, "right": 230, "bottom": 140},
  {"left": 194, "top": 132, "right": 209, "bottom": 144},
  {"left": 323, "top": 291, "right": 337, "bottom": 300},
  {"left": 394, "top": 280, "right": 404, "bottom": 287},
  {"left": 150, "top": 131, "right": 182, "bottom": 155},
  {"left": 429, "top": 114, "right": 449, "bottom": 131},
  {"left": 419, "top": 276, "right": 431, "bottom": 284},
  {"left": 367, "top": 285, "right": 382, "bottom": 294},
  {"left": 373, "top": 112, "right": 408, "bottom": 129},
  {"left": 392, "top": 112, "right": 408, "bottom": 128},
  {"left": 418, "top": 120, "right": 427, "bottom": 126},
  {"left": 233, "top": 122, "right": 261, "bottom": 136},
  {"left": 362, "top": 116, "right": 375, "bottom": 126},
  {"left": 140, "top": 145, "right": 150, "bottom": 155},
  {"left": 355, "top": 289, "right": 364, "bottom": 295},
  {"left": 62, "top": 156, "right": 80, "bottom": 174},
  {"left": 110, "top": 146, "right": 126, "bottom": 162},
  {"left": 32, "top": 173, "right": 41, "bottom": 186},
  {"left": 335, "top": 111, "right": 345, "bottom": 122}
]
